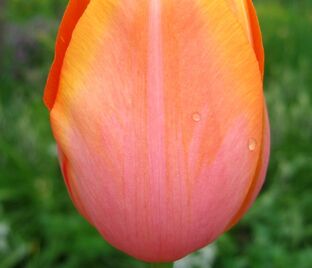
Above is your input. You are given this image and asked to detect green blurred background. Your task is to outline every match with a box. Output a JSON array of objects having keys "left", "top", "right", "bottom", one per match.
[{"left": 0, "top": 0, "right": 311, "bottom": 267}]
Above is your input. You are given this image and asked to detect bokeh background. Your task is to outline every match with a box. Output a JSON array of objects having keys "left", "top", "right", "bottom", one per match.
[{"left": 0, "top": 0, "right": 311, "bottom": 267}]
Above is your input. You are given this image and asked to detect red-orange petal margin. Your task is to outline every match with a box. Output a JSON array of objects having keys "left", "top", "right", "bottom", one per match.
[
  {"left": 43, "top": 0, "right": 90, "bottom": 110},
  {"left": 58, "top": 147, "right": 93, "bottom": 224},
  {"left": 246, "top": 0, "right": 264, "bottom": 77}
]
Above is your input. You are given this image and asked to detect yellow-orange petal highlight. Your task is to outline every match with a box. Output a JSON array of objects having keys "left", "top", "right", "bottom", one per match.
[
  {"left": 226, "top": 0, "right": 264, "bottom": 76},
  {"left": 45, "top": 0, "right": 270, "bottom": 262}
]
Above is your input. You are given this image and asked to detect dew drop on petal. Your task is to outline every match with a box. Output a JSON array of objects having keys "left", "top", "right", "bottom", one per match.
[
  {"left": 248, "top": 138, "right": 257, "bottom": 151},
  {"left": 192, "top": 113, "right": 201, "bottom": 122}
]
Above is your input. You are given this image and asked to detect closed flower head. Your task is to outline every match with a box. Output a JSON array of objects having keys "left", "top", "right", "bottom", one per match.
[{"left": 44, "top": 0, "right": 270, "bottom": 262}]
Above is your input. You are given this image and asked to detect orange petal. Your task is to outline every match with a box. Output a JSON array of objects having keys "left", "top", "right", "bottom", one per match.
[
  {"left": 226, "top": 0, "right": 264, "bottom": 76},
  {"left": 225, "top": 104, "right": 270, "bottom": 230},
  {"left": 43, "top": 0, "right": 90, "bottom": 110},
  {"left": 57, "top": 147, "right": 93, "bottom": 224}
]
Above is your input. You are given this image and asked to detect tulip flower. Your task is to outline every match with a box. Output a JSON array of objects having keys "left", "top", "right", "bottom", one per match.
[{"left": 44, "top": 0, "right": 270, "bottom": 266}]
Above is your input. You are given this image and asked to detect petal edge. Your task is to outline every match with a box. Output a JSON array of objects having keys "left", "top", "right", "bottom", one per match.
[{"left": 43, "top": 0, "right": 90, "bottom": 110}]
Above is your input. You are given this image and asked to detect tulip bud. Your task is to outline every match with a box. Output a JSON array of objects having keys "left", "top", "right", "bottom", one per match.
[{"left": 44, "top": 0, "right": 270, "bottom": 262}]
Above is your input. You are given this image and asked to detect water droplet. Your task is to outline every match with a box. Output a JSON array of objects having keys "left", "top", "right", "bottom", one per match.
[
  {"left": 248, "top": 138, "right": 257, "bottom": 151},
  {"left": 192, "top": 113, "right": 201, "bottom": 122}
]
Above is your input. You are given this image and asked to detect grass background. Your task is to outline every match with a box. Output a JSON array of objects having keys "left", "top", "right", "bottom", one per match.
[{"left": 0, "top": 0, "right": 311, "bottom": 267}]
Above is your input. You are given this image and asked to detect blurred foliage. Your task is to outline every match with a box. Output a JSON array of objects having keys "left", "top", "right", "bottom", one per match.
[{"left": 0, "top": 0, "right": 311, "bottom": 267}]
